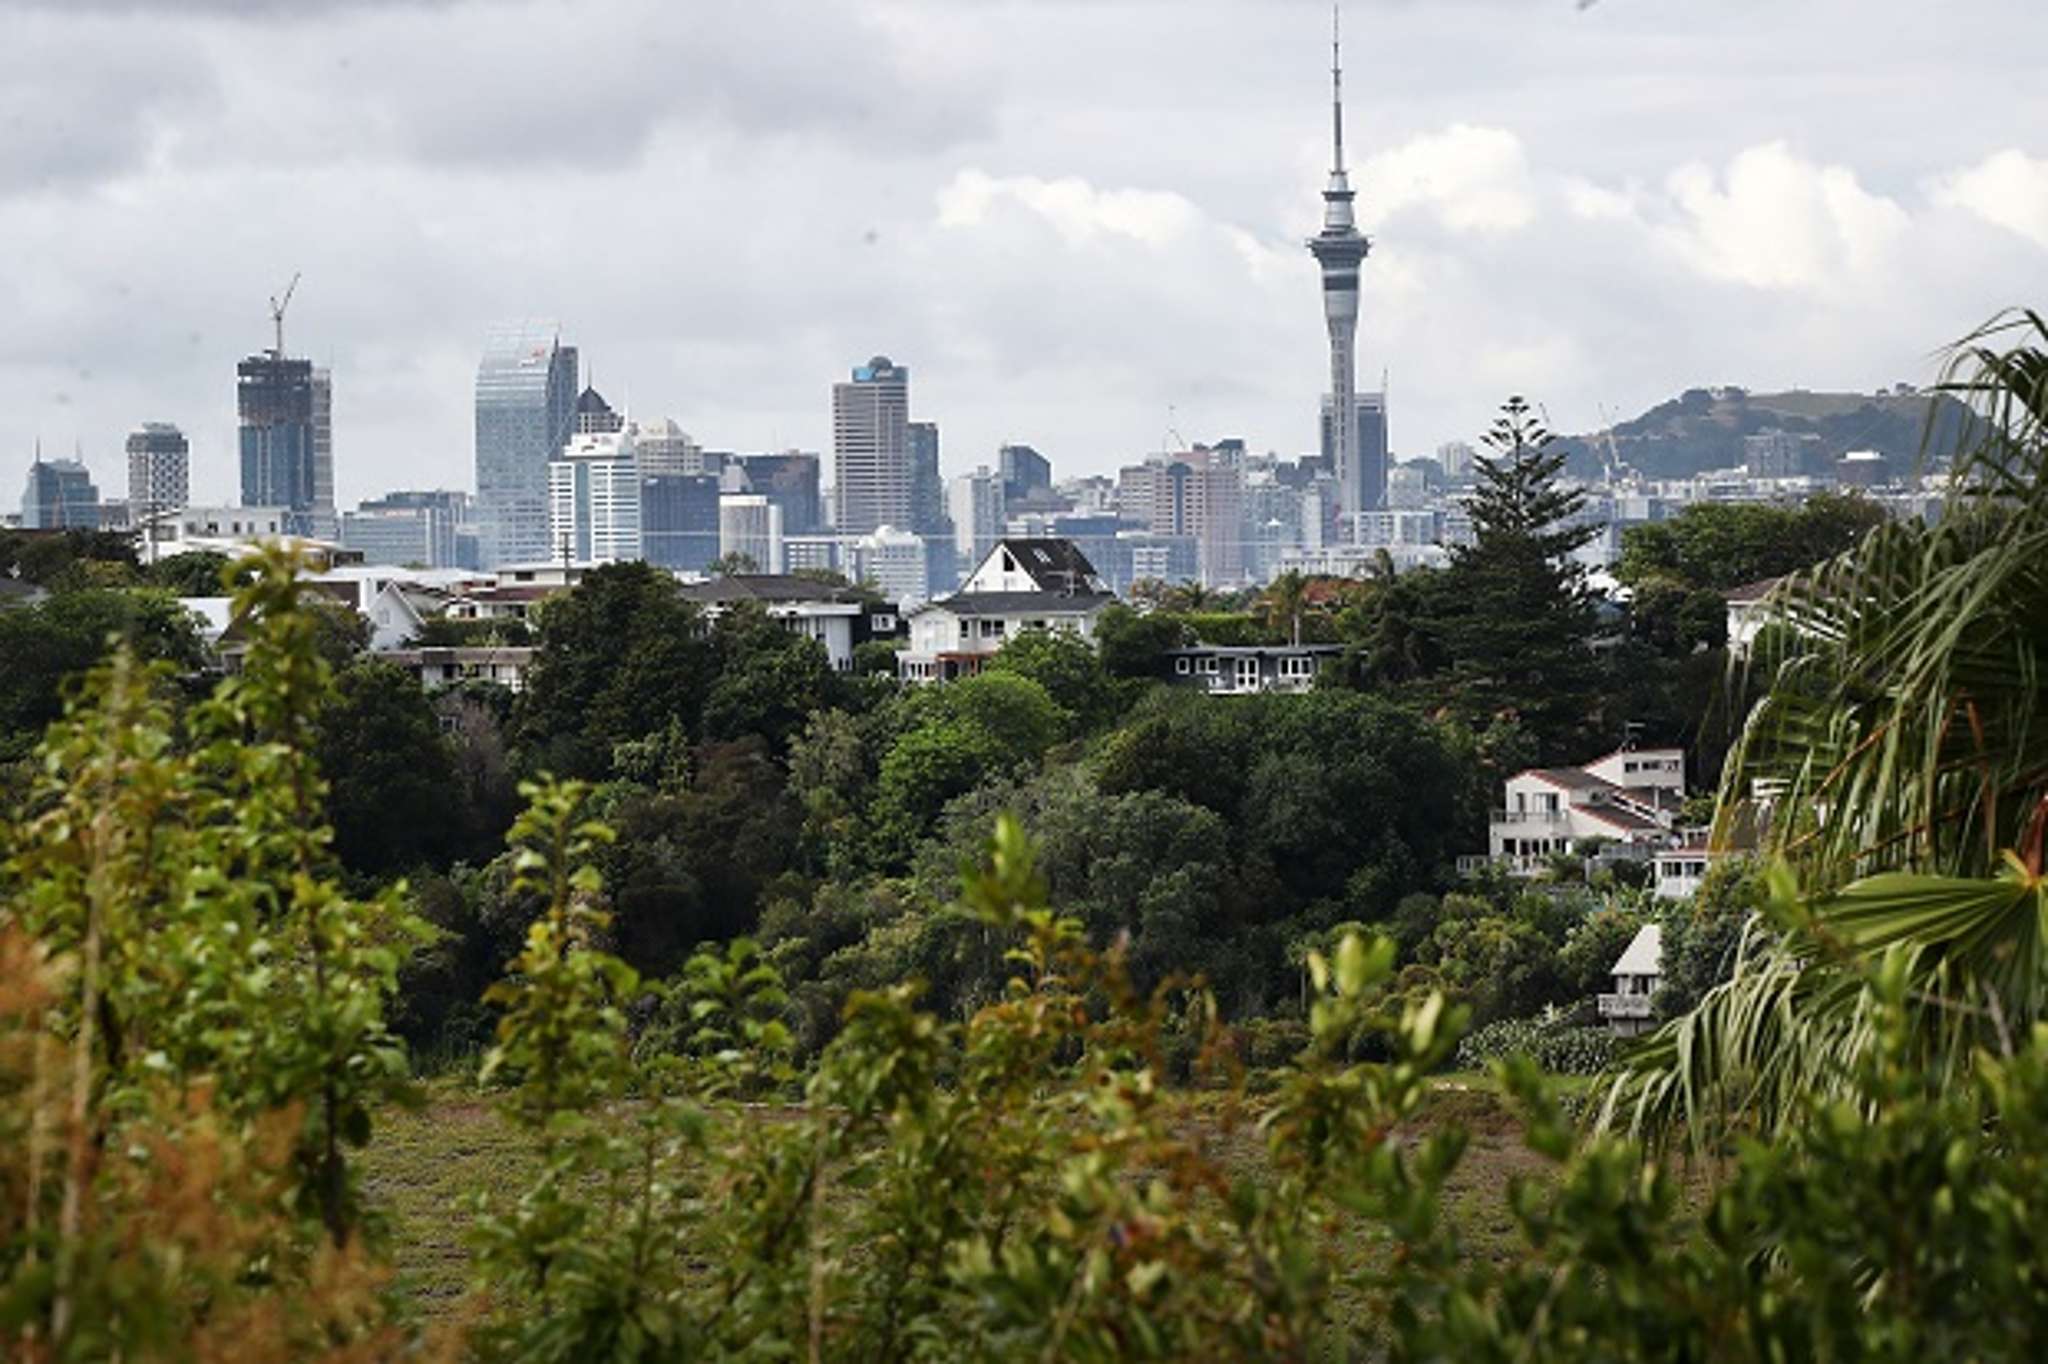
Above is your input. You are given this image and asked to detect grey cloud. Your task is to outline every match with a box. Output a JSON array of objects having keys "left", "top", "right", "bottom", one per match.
[
  {"left": 0, "top": 0, "right": 2042, "bottom": 509},
  {"left": 0, "top": 25, "right": 217, "bottom": 192},
  {"left": 0, "top": 0, "right": 460, "bottom": 14}
]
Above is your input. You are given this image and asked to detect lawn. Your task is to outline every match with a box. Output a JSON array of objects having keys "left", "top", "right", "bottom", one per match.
[{"left": 359, "top": 1078, "right": 1559, "bottom": 1320}]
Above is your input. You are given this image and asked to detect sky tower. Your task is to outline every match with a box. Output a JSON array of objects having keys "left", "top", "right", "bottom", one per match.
[{"left": 1307, "top": 4, "right": 1375, "bottom": 532}]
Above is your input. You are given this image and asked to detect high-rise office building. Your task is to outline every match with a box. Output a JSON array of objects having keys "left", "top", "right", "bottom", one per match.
[
  {"left": 126, "top": 423, "right": 189, "bottom": 519},
  {"left": 310, "top": 368, "right": 335, "bottom": 539},
  {"left": 999, "top": 444, "right": 1052, "bottom": 505},
  {"left": 1118, "top": 448, "right": 1245, "bottom": 588},
  {"left": 475, "top": 324, "right": 579, "bottom": 567},
  {"left": 642, "top": 473, "right": 722, "bottom": 573},
  {"left": 719, "top": 493, "right": 784, "bottom": 574},
  {"left": 1319, "top": 390, "right": 1387, "bottom": 510},
  {"left": 740, "top": 451, "right": 823, "bottom": 534},
  {"left": 633, "top": 419, "right": 711, "bottom": 476},
  {"left": 342, "top": 490, "right": 468, "bottom": 567},
  {"left": 238, "top": 354, "right": 318, "bottom": 535},
  {"left": 20, "top": 456, "right": 100, "bottom": 529},
  {"left": 907, "top": 421, "right": 957, "bottom": 595},
  {"left": 548, "top": 429, "right": 641, "bottom": 565},
  {"left": 948, "top": 466, "right": 1005, "bottom": 573},
  {"left": 832, "top": 356, "right": 911, "bottom": 534},
  {"left": 909, "top": 422, "right": 945, "bottom": 532},
  {"left": 1306, "top": 8, "right": 1377, "bottom": 533},
  {"left": 1437, "top": 440, "right": 1477, "bottom": 484}
]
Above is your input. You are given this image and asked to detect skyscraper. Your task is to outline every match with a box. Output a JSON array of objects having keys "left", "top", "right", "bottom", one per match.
[
  {"left": 548, "top": 428, "right": 640, "bottom": 565},
  {"left": 832, "top": 356, "right": 911, "bottom": 534},
  {"left": 475, "top": 324, "right": 579, "bottom": 568},
  {"left": 739, "top": 451, "right": 823, "bottom": 534},
  {"left": 1306, "top": 6, "right": 1376, "bottom": 534},
  {"left": 948, "top": 465, "right": 1005, "bottom": 573},
  {"left": 642, "top": 473, "right": 722, "bottom": 573},
  {"left": 1118, "top": 448, "right": 1244, "bottom": 588},
  {"left": 342, "top": 490, "right": 468, "bottom": 568},
  {"left": 126, "top": 423, "right": 189, "bottom": 519},
  {"left": 238, "top": 354, "right": 318, "bottom": 535},
  {"left": 999, "top": 444, "right": 1052, "bottom": 506},
  {"left": 311, "top": 368, "right": 335, "bottom": 539},
  {"left": 909, "top": 421, "right": 945, "bottom": 535},
  {"left": 908, "top": 420, "right": 957, "bottom": 593},
  {"left": 20, "top": 455, "right": 99, "bottom": 529}
]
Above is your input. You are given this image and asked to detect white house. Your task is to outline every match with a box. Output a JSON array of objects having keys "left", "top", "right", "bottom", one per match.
[
  {"left": 900, "top": 538, "right": 1115, "bottom": 683},
  {"left": 1597, "top": 923, "right": 1662, "bottom": 1037},
  {"left": 1164, "top": 643, "right": 1342, "bottom": 695},
  {"left": 1473, "top": 746, "right": 1691, "bottom": 876},
  {"left": 380, "top": 646, "right": 537, "bottom": 693},
  {"left": 1724, "top": 576, "right": 1784, "bottom": 657},
  {"left": 676, "top": 574, "right": 872, "bottom": 672}
]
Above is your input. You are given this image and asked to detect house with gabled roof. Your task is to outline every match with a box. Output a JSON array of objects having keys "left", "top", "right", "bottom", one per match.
[
  {"left": 1471, "top": 744, "right": 1702, "bottom": 882},
  {"left": 900, "top": 538, "right": 1116, "bottom": 682},
  {"left": 1597, "top": 923, "right": 1663, "bottom": 1036}
]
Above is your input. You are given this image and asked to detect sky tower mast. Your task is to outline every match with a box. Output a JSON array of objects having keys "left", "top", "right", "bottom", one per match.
[{"left": 1307, "top": 3, "right": 1376, "bottom": 534}]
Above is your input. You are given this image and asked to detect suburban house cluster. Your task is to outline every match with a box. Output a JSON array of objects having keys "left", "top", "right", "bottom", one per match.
[{"left": 20, "top": 519, "right": 1756, "bottom": 1041}]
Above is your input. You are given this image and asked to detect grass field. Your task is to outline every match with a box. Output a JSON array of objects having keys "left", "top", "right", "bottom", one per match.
[{"left": 359, "top": 1079, "right": 1558, "bottom": 1319}]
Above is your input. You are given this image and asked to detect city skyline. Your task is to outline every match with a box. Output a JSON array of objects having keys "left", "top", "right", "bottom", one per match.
[{"left": 0, "top": 0, "right": 2043, "bottom": 508}]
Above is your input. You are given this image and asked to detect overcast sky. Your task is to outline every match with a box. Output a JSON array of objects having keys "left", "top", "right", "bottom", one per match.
[{"left": 4, "top": 0, "right": 2045, "bottom": 508}]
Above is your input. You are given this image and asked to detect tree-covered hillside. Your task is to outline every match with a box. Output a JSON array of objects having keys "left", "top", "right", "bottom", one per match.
[{"left": 1553, "top": 385, "right": 1971, "bottom": 480}]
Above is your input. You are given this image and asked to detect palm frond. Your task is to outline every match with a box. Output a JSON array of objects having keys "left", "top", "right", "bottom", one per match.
[{"left": 1609, "top": 306, "right": 2048, "bottom": 1141}]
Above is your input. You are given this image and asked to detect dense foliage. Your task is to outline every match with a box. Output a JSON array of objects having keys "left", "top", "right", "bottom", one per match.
[{"left": 7, "top": 346, "right": 2043, "bottom": 1355}]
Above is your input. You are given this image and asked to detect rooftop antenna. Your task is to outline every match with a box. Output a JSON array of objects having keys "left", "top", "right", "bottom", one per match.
[
  {"left": 268, "top": 272, "right": 301, "bottom": 358},
  {"left": 1330, "top": 2, "right": 1346, "bottom": 177}
]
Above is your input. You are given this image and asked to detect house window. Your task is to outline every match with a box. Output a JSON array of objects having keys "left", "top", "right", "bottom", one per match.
[
  {"left": 1277, "top": 655, "right": 1317, "bottom": 681},
  {"left": 1175, "top": 657, "right": 1191, "bottom": 675},
  {"left": 1198, "top": 657, "right": 1219, "bottom": 675}
]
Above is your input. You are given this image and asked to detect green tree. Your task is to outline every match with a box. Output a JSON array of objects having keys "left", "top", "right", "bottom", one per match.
[
  {"left": 1615, "top": 493, "right": 1889, "bottom": 592},
  {"left": 315, "top": 658, "right": 465, "bottom": 876},
  {"left": 0, "top": 526, "right": 139, "bottom": 588},
  {"left": 1257, "top": 568, "right": 1312, "bottom": 646},
  {"left": 702, "top": 600, "right": 839, "bottom": 753},
  {"left": 514, "top": 561, "right": 714, "bottom": 778},
  {"left": 0, "top": 588, "right": 206, "bottom": 757},
  {"left": 1092, "top": 602, "right": 1187, "bottom": 679},
  {"left": 1422, "top": 396, "right": 1603, "bottom": 759},
  {"left": 2, "top": 546, "right": 430, "bottom": 1334},
  {"left": 982, "top": 627, "right": 1114, "bottom": 733},
  {"left": 137, "top": 548, "right": 241, "bottom": 596}
]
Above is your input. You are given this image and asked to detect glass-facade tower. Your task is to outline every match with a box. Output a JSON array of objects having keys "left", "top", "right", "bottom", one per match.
[
  {"left": 238, "top": 355, "right": 318, "bottom": 534},
  {"left": 475, "top": 324, "right": 579, "bottom": 568}
]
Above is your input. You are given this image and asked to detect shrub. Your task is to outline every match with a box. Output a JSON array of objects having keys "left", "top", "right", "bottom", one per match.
[{"left": 1456, "top": 1010, "right": 1618, "bottom": 1075}]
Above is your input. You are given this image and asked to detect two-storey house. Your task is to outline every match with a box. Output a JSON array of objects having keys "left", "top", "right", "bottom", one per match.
[{"left": 900, "top": 538, "right": 1115, "bottom": 682}]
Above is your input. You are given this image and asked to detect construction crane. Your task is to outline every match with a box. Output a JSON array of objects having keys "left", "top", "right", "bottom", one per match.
[
  {"left": 268, "top": 272, "right": 300, "bottom": 357},
  {"left": 1596, "top": 402, "right": 1629, "bottom": 485}
]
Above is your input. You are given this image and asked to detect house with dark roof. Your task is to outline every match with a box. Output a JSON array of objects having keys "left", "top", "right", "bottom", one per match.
[
  {"left": 901, "top": 538, "right": 1116, "bottom": 682},
  {"left": 676, "top": 574, "right": 900, "bottom": 672},
  {"left": 1469, "top": 745, "right": 1719, "bottom": 891}
]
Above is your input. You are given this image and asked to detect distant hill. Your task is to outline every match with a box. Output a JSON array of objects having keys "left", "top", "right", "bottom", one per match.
[{"left": 1553, "top": 387, "right": 1971, "bottom": 481}]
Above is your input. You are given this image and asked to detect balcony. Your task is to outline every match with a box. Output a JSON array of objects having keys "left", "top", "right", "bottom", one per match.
[
  {"left": 1597, "top": 993, "right": 1654, "bottom": 1020},
  {"left": 1457, "top": 853, "right": 1553, "bottom": 877},
  {"left": 1492, "top": 809, "right": 1569, "bottom": 826}
]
